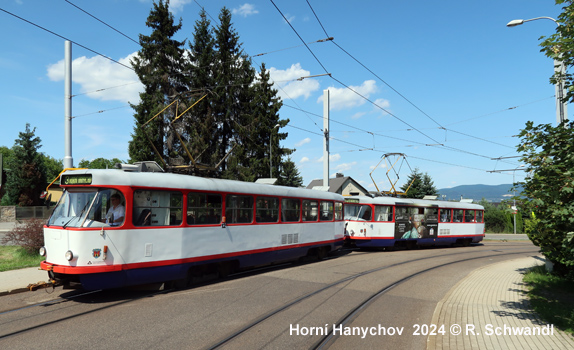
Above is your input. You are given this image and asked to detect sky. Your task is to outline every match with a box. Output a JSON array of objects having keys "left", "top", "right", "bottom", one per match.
[{"left": 0, "top": 0, "right": 567, "bottom": 192}]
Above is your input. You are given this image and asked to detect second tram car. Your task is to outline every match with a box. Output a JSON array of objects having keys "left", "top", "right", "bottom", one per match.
[
  {"left": 344, "top": 196, "right": 484, "bottom": 248},
  {"left": 40, "top": 167, "right": 345, "bottom": 290}
]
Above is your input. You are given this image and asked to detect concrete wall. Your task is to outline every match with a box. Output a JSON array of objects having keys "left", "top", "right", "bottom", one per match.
[
  {"left": 0, "top": 206, "right": 16, "bottom": 222},
  {"left": 0, "top": 206, "right": 52, "bottom": 222}
]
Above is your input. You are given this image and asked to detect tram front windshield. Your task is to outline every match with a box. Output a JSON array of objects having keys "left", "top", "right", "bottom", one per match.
[
  {"left": 344, "top": 204, "right": 372, "bottom": 221},
  {"left": 48, "top": 188, "right": 124, "bottom": 228}
]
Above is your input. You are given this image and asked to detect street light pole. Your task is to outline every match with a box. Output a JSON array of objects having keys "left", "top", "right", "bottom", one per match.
[
  {"left": 507, "top": 16, "right": 568, "bottom": 125},
  {"left": 270, "top": 124, "right": 280, "bottom": 178},
  {"left": 513, "top": 170, "right": 517, "bottom": 234}
]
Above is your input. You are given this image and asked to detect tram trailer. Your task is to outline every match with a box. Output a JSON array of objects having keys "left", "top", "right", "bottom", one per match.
[{"left": 344, "top": 196, "right": 484, "bottom": 249}]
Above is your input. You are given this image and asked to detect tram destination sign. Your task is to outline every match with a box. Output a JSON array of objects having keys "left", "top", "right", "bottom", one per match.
[{"left": 61, "top": 174, "right": 92, "bottom": 185}]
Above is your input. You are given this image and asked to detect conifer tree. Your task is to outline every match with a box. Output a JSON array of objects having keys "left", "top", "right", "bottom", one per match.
[
  {"left": 247, "top": 63, "right": 292, "bottom": 180},
  {"left": 277, "top": 157, "right": 303, "bottom": 187},
  {"left": 185, "top": 9, "right": 217, "bottom": 166},
  {"left": 129, "top": 0, "right": 188, "bottom": 164},
  {"left": 127, "top": 4, "right": 292, "bottom": 181},
  {"left": 1, "top": 124, "right": 47, "bottom": 206},
  {"left": 212, "top": 7, "right": 256, "bottom": 178},
  {"left": 399, "top": 168, "right": 438, "bottom": 199}
]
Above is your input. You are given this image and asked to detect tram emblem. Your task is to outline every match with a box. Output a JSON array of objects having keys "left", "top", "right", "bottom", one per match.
[{"left": 92, "top": 249, "right": 102, "bottom": 259}]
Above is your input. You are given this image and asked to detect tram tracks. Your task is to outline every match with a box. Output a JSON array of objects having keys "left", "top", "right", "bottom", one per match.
[
  {"left": 0, "top": 287, "right": 175, "bottom": 340},
  {"left": 0, "top": 244, "right": 536, "bottom": 345},
  {"left": 205, "top": 245, "right": 538, "bottom": 349}
]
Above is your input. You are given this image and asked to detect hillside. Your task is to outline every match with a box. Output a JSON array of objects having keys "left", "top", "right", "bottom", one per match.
[{"left": 437, "top": 184, "right": 518, "bottom": 203}]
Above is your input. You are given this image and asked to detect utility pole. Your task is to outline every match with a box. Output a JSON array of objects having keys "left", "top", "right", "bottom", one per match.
[
  {"left": 323, "top": 89, "right": 330, "bottom": 188},
  {"left": 64, "top": 41, "right": 74, "bottom": 168}
]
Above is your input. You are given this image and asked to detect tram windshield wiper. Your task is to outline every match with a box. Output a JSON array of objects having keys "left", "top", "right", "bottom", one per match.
[{"left": 63, "top": 200, "right": 90, "bottom": 229}]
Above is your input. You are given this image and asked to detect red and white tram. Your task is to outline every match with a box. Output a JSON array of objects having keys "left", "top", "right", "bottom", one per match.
[
  {"left": 40, "top": 167, "right": 345, "bottom": 290},
  {"left": 344, "top": 196, "right": 484, "bottom": 248}
]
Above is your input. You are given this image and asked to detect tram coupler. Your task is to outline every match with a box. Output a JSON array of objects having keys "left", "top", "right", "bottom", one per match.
[{"left": 27, "top": 279, "right": 59, "bottom": 291}]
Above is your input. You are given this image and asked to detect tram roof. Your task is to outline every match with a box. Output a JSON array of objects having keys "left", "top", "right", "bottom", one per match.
[
  {"left": 61, "top": 169, "right": 344, "bottom": 201},
  {"left": 345, "top": 195, "right": 484, "bottom": 210}
]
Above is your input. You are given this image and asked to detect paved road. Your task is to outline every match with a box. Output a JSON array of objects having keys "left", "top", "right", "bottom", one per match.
[{"left": 0, "top": 241, "right": 545, "bottom": 349}]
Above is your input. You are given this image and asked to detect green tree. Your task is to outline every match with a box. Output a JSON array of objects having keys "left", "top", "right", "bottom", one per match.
[
  {"left": 540, "top": 0, "right": 574, "bottom": 106},
  {"left": 251, "top": 63, "right": 292, "bottom": 179},
  {"left": 277, "top": 157, "right": 303, "bottom": 187},
  {"left": 0, "top": 146, "right": 13, "bottom": 165},
  {"left": 42, "top": 155, "right": 63, "bottom": 182},
  {"left": 479, "top": 199, "right": 505, "bottom": 233},
  {"left": 517, "top": 120, "right": 574, "bottom": 279},
  {"left": 211, "top": 7, "right": 259, "bottom": 179},
  {"left": 400, "top": 168, "right": 438, "bottom": 199},
  {"left": 128, "top": 4, "right": 291, "bottom": 180},
  {"left": 78, "top": 158, "right": 124, "bottom": 169},
  {"left": 0, "top": 146, "right": 12, "bottom": 201},
  {"left": 1, "top": 124, "right": 47, "bottom": 206},
  {"left": 184, "top": 9, "right": 217, "bottom": 167},
  {"left": 129, "top": 0, "right": 188, "bottom": 165}
]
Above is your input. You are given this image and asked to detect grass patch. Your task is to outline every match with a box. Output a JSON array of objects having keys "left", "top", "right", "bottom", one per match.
[
  {"left": 523, "top": 265, "right": 574, "bottom": 336},
  {"left": 0, "top": 246, "right": 44, "bottom": 272}
]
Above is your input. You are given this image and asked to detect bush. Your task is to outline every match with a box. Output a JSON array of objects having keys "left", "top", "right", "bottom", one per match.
[{"left": 1, "top": 218, "right": 45, "bottom": 254}]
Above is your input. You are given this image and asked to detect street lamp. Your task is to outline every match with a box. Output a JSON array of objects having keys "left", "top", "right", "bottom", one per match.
[
  {"left": 507, "top": 16, "right": 568, "bottom": 125},
  {"left": 270, "top": 124, "right": 280, "bottom": 178},
  {"left": 511, "top": 165, "right": 526, "bottom": 234}
]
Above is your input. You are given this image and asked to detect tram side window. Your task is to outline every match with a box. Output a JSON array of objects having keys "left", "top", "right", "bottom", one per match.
[
  {"left": 320, "top": 201, "right": 334, "bottom": 221},
  {"left": 133, "top": 190, "right": 183, "bottom": 226},
  {"left": 476, "top": 210, "right": 484, "bottom": 223},
  {"left": 425, "top": 207, "right": 438, "bottom": 222},
  {"left": 361, "top": 205, "right": 373, "bottom": 221},
  {"left": 282, "top": 198, "right": 301, "bottom": 222},
  {"left": 302, "top": 200, "right": 319, "bottom": 221},
  {"left": 464, "top": 210, "right": 476, "bottom": 223},
  {"left": 440, "top": 209, "right": 452, "bottom": 223},
  {"left": 453, "top": 209, "right": 464, "bottom": 223},
  {"left": 335, "top": 202, "right": 343, "bottom": 221},
  {"left": 226, "top": 195, "right": 253, "bottom": 224},
  {"left": 375, "top": 206, "right": 392, "bottom": 222},
  {"left": 187, "top": 193, "right": 222, "bottom": 225},
  {"left": 395, "top": 206, "right": 409, "bottom": 221},
  {"left": 256, "top": 197, "right": 279, "bottom": 223}
]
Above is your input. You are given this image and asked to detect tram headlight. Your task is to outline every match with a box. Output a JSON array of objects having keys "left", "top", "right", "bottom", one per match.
[
  {"left": 65, "top": 250, "right": 74, "bottom": 261},
  {"left": 39, "top": 247, "right": 46, "bottom": 257}
]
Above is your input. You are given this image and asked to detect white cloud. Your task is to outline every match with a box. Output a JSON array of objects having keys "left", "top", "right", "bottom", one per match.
[
  {"left": 374, "top": 98, "right": 390, "bottom": 109},
  {"left": 300, "top": 156, "right": 310, "bottom": 163},
  {"left": 373, "top": 98, "right": 391, "bottom": 115},
  {"left": 169, "top": 0, "right": 192, "bottom": 13},
  {"left": 351, "top": 112, "right": 366, "bottom": 120},
  {"left": 295, "top": 137, "right": 311, "bottom": 147},
  {"left": 369, "top": 163, "right": 387, "bottom": 170},
  {"left": 268, "top": 63, "right": 320, "bottom": 100},
  {"left": 233, "top": 4, "right": 259, "bottom": 17},
  {"left": 283, "top": 14, "right": 296, "bottom": 23},
  {"left": 319, "top": 80, "right": 378, "bottom": 110},
  {"left": 317, "top": 154, "right": 342, "bottom": 162},
  {"left": 335, "top": 162, "right": 357, "bottom": 172},
  {"left": 47, "top": 52, "right": 143, "bottom": 104}
]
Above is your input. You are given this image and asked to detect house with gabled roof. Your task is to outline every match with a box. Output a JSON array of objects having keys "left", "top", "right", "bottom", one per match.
[{"left": 306, "top": 173, "right": 370, "bottom": 196}]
